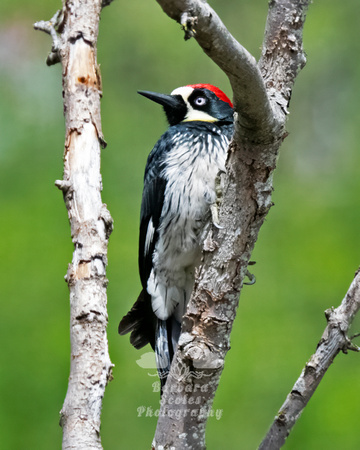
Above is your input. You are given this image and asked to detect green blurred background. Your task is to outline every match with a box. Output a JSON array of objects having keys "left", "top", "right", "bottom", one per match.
[{"left": 1, "top": 0, "right": 360, "bottom": 448}]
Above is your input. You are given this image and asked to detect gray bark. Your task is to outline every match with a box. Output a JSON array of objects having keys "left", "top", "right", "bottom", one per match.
[
  {"left": 152, "top": 1, "right": 310, "bottom": 449},
  {"left": 35, "top": 1, "right": 113, "bottom": 449}
]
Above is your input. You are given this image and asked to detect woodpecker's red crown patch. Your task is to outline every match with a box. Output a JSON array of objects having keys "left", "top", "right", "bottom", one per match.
[{"left": 187, "top": 84, "right": 233, "bottom": 108}]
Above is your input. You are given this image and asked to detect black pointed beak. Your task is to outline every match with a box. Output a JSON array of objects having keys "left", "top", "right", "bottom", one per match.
[
  {"left": 138, "top": 90, "right": 183, "bottom": 109},
  {"left": 138, "top": 90, "right": 187, "bottom": 126}
]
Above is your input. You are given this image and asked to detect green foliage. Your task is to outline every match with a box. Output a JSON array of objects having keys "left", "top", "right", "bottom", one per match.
[{"left": 1, "top": 1, "right": 360, "bottom": 448}]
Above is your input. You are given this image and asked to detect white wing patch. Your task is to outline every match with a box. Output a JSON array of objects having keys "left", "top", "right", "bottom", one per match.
[{"left": 144, "top": 218, "right": 155, "bottom": 256}]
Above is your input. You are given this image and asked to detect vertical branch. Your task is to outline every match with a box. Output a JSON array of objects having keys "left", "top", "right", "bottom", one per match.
[
  {"left": 35, "top": 1, "right": 114, "bottom": 449},
  {"left": 152, "top": 1, "right": 310, "bottom": 448},
  {"left": 259, "top": 0, "right": 309, "bottom": 118}
]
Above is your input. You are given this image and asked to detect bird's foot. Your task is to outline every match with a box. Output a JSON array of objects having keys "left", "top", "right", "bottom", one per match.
[
  {"left": 210, "top": 203, "right": 223, "bottom": 229},
  {"left": 244, "top": 261, "right": 256, "bottom": 285}
]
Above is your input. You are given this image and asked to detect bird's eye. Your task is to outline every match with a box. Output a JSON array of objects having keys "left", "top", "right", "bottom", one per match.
[{"left": 193, "top": 96, "right": 207, "bottom": 106}]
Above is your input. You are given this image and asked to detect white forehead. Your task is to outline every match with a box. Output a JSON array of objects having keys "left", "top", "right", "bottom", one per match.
[{"left": 170, "top": 86, "right": 194, "bottom": 101}]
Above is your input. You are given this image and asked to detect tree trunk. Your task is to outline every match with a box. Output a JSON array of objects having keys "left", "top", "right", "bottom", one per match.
[{"left": 35, "top": 1, "right": 114, "bottom": 448}]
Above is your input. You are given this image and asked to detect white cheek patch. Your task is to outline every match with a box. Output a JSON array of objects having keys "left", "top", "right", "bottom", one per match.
[
  {"left": 171, "top": 86, "right": 218, "bottom": 123},
  {"left": 183, "top": 107, "right": 217, "bottom": 123}
]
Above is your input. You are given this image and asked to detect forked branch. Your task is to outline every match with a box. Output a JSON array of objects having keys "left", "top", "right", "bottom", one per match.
[{"left": 153, "top": 1, "right": 310, "bottom": 449}]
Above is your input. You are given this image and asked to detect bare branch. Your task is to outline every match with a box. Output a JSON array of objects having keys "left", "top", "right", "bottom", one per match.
[
  {"left": 259, "top": 269, "right": 360, "bottom": 449},
  {"left": 259, "top": 0, "right": 310, "bottom": 118},
  {"left": 35, "top": 1, "right": 113, "bottom": 448},
  {"left": 34, "top": 9, "right": 64, "bottom": 65}
]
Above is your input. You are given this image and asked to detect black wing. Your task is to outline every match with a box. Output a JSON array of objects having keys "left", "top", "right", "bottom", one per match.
[
  {"left": 138, "top": 138, "right": 167, "bottom": 289},
  {"left": 119, "top": 136, "right": 168, "bottom": 349}
]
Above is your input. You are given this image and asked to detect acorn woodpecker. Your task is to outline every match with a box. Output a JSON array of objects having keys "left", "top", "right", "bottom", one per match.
[{"left": 118, "top": 84, "right": 234, "bottom": 388}]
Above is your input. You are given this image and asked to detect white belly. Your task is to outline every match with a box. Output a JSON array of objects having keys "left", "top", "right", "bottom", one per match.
[{"left": 148, "top": 131, "right": 228, "bottom": 321}]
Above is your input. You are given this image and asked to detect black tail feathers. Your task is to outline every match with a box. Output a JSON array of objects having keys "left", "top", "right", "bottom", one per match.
[
  {"left": 119, "top": 292, "right": 181, "bottom": 394},
  {"left": 155, "top": 320, "right": 171, "bottom": 392},
  {"left": 155, "top": 317, "right": 181, "bottom": 392},
  {"left": 118, "top": 290, "right": 155, "bottom": 350}
]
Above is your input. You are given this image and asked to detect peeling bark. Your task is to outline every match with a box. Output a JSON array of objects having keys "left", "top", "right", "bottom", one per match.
[{"left": 35, "top": 1, "right": 113, "bottom": 449}]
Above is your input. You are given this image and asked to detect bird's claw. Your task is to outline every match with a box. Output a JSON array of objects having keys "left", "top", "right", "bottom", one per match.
[
  {"left": 244, "top": 261, "right": 256, "bottom": 285},
  {"left": 210, "top": 203, "right": 223, "bottom": 229}
]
